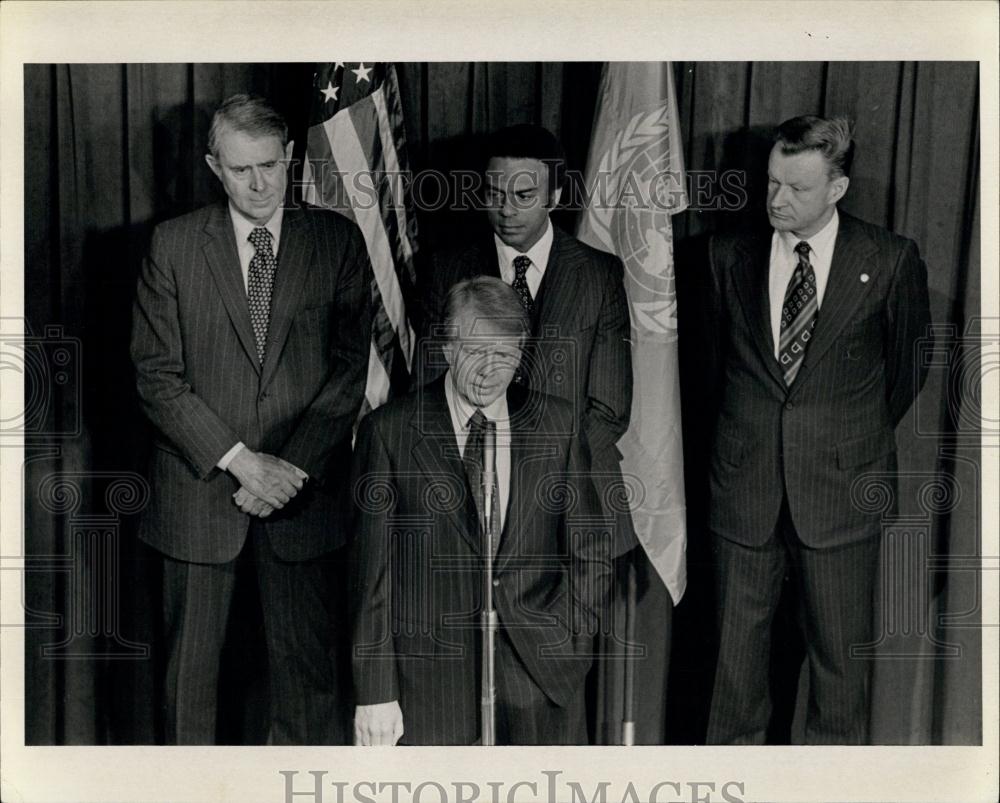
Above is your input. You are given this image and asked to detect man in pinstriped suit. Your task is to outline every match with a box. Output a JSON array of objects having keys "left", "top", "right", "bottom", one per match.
[
  {"left": 705, "top": 116, "right": 931, "bottom": 744},
  {"left": 131, "top": 95, "right": 371, "bottom": 744},
  {"left": 419, "top": 124, "right": 637, "bottom": 560},
  {"left": 352, "top": 277, "right": 611, "bottom": 745}
]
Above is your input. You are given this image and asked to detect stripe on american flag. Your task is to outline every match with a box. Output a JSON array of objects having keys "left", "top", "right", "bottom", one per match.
[
  {"left": 345, "top": 93, "right": 413, "bottom": 367},
  {"left": 302, "top": 64, "right": 417, "bottom": 412},
  {"left": 371, "top": 85, "right": 415, "bottom": 269},
  {"left": 302, "top": 134, "right": 353, "bottom": 221}
]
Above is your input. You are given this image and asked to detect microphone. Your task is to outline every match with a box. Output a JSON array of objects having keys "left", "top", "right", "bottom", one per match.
[
  {"left": 479, "top": 416, "right": 498, "bottom": 747},
  {"left": 482, "top": 428, "right": 496, "bottom": 537}
]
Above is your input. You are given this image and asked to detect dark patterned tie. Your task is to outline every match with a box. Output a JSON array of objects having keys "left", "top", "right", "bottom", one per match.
[
  {"left": 463, "top": 410, "right": 499, "bottom": 553},
  {"left": 511, "top": 255, "right": 534, "bottom": 315},
  {"left": 510, "top": 256, "right": 533, "bottom": 386},
  {"left": 778, "top": 240, "right": 819, "bottom": 385},
  {"left": 247, "top": 226, "right": 277, "bottom": 364}
]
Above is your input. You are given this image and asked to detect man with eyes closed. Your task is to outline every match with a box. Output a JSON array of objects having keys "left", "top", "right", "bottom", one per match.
[{"left": 131, "top": 93, "right": 371, "bottom": 744}]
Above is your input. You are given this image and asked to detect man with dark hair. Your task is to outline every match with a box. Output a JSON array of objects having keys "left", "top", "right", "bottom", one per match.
[
  {"left": 704, "top": 114, "right": 931, "bottom": 744},
  {"left": 352, "top": 277, "right": 609, "bottom": 745},
  {"left": 131, "top": 93, "right": 372, "bottom": 744},
  {"left": 482, "top": 122, "right": 567, "bottom": 208},
  {"left": 773, "top": 115, "right": 856, "bottom": 178},
  {"left": 419, "top": 123, "right": 636, "bottom": 559}
]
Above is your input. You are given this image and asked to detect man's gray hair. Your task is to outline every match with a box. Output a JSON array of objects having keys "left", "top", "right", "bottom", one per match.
[
  {"left": 443, "top": 276, "right": 530, "bottom": 341},
  {"left": 207, "top": 94, "right": 288, "bottom": 158}
]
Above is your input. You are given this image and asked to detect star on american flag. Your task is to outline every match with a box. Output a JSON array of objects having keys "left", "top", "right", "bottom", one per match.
[
  {"left": 319, "top": 81, "right": 339, "bottom": 103},
  {"left": 351, "top": 62, "right": 372, "bottom": 84}
]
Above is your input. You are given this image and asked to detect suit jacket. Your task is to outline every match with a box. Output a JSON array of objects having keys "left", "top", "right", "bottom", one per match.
[
  {"left": 705, "top": 211, "right": 931, "bottom": 548},
  {"left": 131, "top": 201, "right": 372, "bottom": 563},
  {"left": 350, "top": 378, "right": 610, "bottom": 745},
  {"left": 419, "top": 225, "right": 636, "bottom": 555}
]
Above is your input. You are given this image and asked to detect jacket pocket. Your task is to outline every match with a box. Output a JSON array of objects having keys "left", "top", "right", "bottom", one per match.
[
  {"left": 393, "top": 622, "right": 464, "bottom": 658},
  {"left": 153, "top": 439, "right": 183, "bottom": 458},
  {"left": 836, "top": 430, "right": 895, "bottom": 469},
  {"left": 714, "top": 430, "right": 745, "bottom": 468}
]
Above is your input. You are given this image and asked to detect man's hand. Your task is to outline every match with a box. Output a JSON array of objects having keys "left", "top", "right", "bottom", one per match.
[
  {"left": 233, "top": 486, "right": 275, "bottom": 517},
  {"left": 354, "top": 701, "right": 404, "bottom": 746},
  {"left": 227, "top": 449, "right": 308, "bottom": 510}
]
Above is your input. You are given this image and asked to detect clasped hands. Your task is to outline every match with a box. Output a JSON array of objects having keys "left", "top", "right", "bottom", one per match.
[
  {"left": 228, "top": 448, "right": 308, "bottom": 518},
  {"left": 354, "top": 700, "right": 404, "bottom": 746}
]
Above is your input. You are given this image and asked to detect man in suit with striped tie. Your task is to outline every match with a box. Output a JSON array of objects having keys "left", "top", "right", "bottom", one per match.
[
  {"left": 352, "top": 277, "right": 611, "bottom": 745},
  {"left": 704, "top": 116, "right": 931, "bottom": 744},
  {"left": 419, "top": 123, "right": 636, "bottom": 560},
  {"left": 131, "top": 94, "right": 371, "bottom": 744}
]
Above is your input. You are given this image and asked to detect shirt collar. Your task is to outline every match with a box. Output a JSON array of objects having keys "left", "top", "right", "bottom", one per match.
[
  {"left": 494, "top": 217, "right": 554, "bottom": 273},
  {"left": 778, "top": 207, "right": 839, "bottom": 261},
  {"left": 228, "top": 203, "right": 284, "bottom": 253},
  {"left": 444, "top": 370, "right": 510, "bottom": 431}
]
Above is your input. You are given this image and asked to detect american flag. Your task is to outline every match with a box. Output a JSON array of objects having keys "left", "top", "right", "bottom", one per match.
[{"left": 301, "top": 62, "right": 418, "bottom": 416}]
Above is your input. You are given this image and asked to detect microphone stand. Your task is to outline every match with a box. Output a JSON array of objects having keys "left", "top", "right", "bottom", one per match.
[
  {"left": 621, "top": 550, "right": 638, "bottom": 745},
  {"left": 480, "top": 438, "right": 497, "bottom": 746}
]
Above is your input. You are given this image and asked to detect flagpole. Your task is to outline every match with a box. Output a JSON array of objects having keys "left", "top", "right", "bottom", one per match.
[
  {"left": 621, "top": 548, "right": 638, "bottom": 746},
  {"left": 576, "top": 62, "right": 689, "bottom": 745}
]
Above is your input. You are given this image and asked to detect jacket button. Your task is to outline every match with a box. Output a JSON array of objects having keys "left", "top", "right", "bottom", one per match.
[
  {"left": 259, "top": 392, "right": 269, "bottom": 402},
  {"left": 492, "top": 578, "right": 500, "bottom": 587},
  {"left": 784, "top": 401, "right": 794, "bottom": 410}
]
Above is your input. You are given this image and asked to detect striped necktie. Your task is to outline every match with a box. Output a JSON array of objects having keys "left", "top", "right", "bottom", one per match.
[{"left": 778, "top": 240, "right": 818, "bottom": 385}]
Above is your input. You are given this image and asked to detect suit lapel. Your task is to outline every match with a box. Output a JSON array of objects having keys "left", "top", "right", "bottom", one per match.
[
  {"left": 791, "top": 213, "right": 879, "bottom": 389},
  {"left": 411, "top": 380, "right": 482, "bottom": 555},
  {"left": 534, "top": 227, "right": 578, "bottom": 336},
  {"left": 483, "top": 238, "right": 502, "bottom": 280},
  {"left": 261, "top": 207, "right": 311, "bottom": 388},
  {"left": 731, "top": 233, "right": 787, "bottom": 391},
  {"left": 496, "top": 384, "right": 539, "bottom": 571},
  {"left": 202, "top": 203, "right": 260, "bottom": 374}
]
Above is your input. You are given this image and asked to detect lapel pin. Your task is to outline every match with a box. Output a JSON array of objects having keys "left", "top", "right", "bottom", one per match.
[{"left": 860, "top": 273, "right": 870, "bottom": 283}]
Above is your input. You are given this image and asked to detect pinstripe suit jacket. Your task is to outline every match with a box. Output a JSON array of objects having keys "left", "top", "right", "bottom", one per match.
[
  {"left": 350, "top": 378, "right": 609, "bottom": 745},
  {"left": 706, "top": 211, "right": 931, "bottom": 548},
  {"left": 131, "top": 201, "right": 372, "bottom": 563},
  {"left": 419, "top": 226, "right": 637, "bottom": 555}
]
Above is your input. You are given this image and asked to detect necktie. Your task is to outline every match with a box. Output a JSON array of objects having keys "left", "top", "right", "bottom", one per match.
[
  {"left": 778, "top": 240, "right": 819, "bottom": 385},
  {"left": 247, "top": 226, "right": 277, "bottom": 364},
  {"left": 511, "top": 255, "right": 534, "bottom": 315},
  {"left": 510, "top": 256, "right": 533, "bottom": 386},
  {"left": 463, "top": 410, "right": 499, "bottom": 554}
]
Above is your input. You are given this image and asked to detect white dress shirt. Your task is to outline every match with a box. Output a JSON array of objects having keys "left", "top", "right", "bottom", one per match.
[
  {"left": 217, "top": 204, "right": 284, "bottom": 471},
  {"left": 768, "top": 208, "right": 840, "bottom": 359},
  {"left": 494, "top": 217, "right": 554, "bottom": 300},
  {"left": 444, "top": 372, "right": 512, "bottom": 533}
]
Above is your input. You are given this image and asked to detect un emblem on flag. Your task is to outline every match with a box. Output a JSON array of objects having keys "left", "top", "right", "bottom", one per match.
[{"left": 582, "top": 105, "right": 685, "bottom": 340}]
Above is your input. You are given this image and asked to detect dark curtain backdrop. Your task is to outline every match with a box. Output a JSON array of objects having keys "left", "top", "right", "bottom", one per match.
[{"left": 22, "top": 62, "right": 980, "bottom": 746}]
